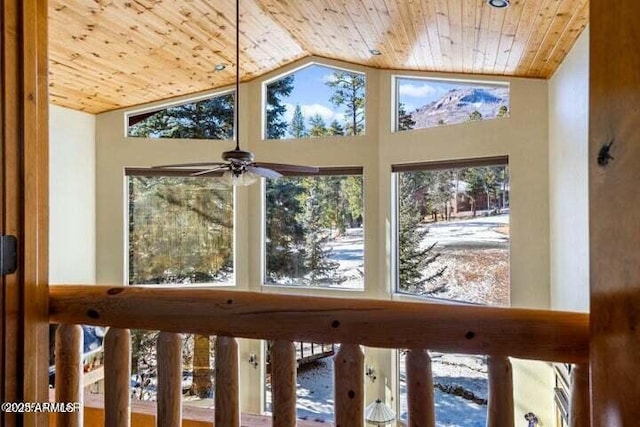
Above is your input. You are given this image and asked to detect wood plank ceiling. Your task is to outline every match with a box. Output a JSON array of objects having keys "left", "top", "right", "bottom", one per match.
[{"left": 49, "top": 0, "right": 589, "bottom": 113}]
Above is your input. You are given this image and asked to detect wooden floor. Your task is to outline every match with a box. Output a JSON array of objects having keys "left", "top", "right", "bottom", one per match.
[{"left": 48, "top": 392, "right": 330, "bottom": 427}]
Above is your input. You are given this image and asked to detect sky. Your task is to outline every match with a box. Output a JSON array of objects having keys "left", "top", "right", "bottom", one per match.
[{"left": 276, "top": 64, "right": 351, "bottom": 127}]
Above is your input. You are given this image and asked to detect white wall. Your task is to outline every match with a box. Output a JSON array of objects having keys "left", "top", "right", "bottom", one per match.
[
  {"left": 49, "top": 105, "right": 96, "bottom": 284},
  {"left": 549, "top": 27, "right": 590, "bottom": 312}
]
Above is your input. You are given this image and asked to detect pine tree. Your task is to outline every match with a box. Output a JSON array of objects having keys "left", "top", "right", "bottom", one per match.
[
  {"left": 302, "top": 179, "right": 339, "bottom": 284},
  {"left": 497, "top": 105, "right": 509, "bottom": 118},
  {"left": 289, "top": 104, "right": 306, "bottom": 138},
  {"left": 468, "top": 110, "right": 483, "bottom": 121},
  {"left": 397, "top": 173, "right": 447, "bottom": 295},
  {"left": 328, "top": 119, "right": 345, "bottom": 136},
  {"left": 266, "top": 75, "right": 295, "bottom": 139},
  {"left": 264, "top": 178, "right": 306, "bottom": 281},
  {"left": 308, "top": 113, "right": 329, "bottom": 137},
  {"left": 128, "top": 93, "right": 234, "bottom": 139},
  {"left": 326, "top": 71, "right": 365, "bottom": 135},
  {"left": 398, "top": 102, "right": 416, "bottom": 131}
]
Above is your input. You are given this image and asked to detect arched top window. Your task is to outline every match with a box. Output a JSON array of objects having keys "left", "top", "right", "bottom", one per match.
[
  {"left": 394, "top": 76, "right": 510, "bottom": 132},
  {"left": 264, "top": 63, "right": 366, "bottom": 140},
  {"left": 126, "top": 91, "right": 234, "bottom": 140}
]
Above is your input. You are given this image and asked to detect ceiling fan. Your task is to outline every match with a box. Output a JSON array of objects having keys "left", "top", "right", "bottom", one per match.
[{"left": 152, "top": 0, "right": 318, "bottom": 185}]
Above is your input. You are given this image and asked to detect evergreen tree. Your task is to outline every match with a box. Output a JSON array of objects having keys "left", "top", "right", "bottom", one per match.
[
  {"left": 129, "top": 93, "right": 234, "bottom": 139},
  {"left": 265, "top": 178, "right": 306, "bottom": 281},
  {"left": 326, "top": 71, "right": 365, "bottom": 135},
  {"left": 468, "top": 110, "right": 483, "bottom": 121},
  {"left": 266, "top": 75, "right": 295, "bottom": 139},
  {"left": 397, "top": 173, "right": 447, "bottom": 294},
  {"left": 398, "top": 102, "right": 416, "bottom": 131},
  {"left": 308, "top": 113, "right": 329, "bottom": 137},
  {"left": 328, "top": 119, "right": 345, "bottom": 136},
  {"left": 303, "top": 179, "right": 339, "bottom": 283},
  {"left": 289, "top": 104, "right": 306, "bottom": 138}
]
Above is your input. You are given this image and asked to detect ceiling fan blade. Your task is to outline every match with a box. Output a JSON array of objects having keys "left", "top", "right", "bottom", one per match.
[
  {"left": 246, "top": 166, "right": 282, "bottom": 179},
  {"left": 253, "top": 162, "right": 319, "bottom": 173},
  {"left": 190, "top": 166, "right": 228, "bottom": 177},
  {"left": 152, "top": 161, "right": 226, "bottom": 169}
]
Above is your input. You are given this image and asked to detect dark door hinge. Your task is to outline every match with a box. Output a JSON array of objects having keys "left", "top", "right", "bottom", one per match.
[{"left": 0, "top": 235, "right": 17, "bottom": 275}]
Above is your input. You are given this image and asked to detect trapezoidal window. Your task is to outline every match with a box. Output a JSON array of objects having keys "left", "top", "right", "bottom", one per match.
[
  {"left": 127, "top": 91, "right": 234, "bottom": 139},
  {"left": 264, "top": 64, "right": 365, "bottom": 140},
  {"left": 393, "top": 157, "right": 510, "bottom": 305},
  {"left": 263, "top": 168, "right": 364, "bottom": 289},
  {"left": 394, "top": 76, "right": 509, "bottom": 131},
  {"left": 127, "top": 171, "right": 234, "bottom": 286}
]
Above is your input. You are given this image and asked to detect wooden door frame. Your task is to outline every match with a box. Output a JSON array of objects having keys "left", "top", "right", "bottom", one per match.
[{"left": 1, "top": 0, "right": 49, "bottom": 425}]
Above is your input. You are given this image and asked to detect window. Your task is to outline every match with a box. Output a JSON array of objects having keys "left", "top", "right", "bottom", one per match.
[
  {"left": 264, "top": 64, "right": 365, "bottom": 139},
  {"left": 127, "top": 91, "right": 234, "bottom": 139},
  {"left": 394, "top": 77, "right": 509, "bottom": 131},
  {"left": 398, "top": 350, "right": 488, "bottom": 425},
  {"left": 393, "top": 157, "right": 509, "bottom": 305},
  {"left": 127, "top": 173, "right": 234, "bottom": 286},
  {"left": 264, "top": 169, "right": 364, "bottom": 289}
]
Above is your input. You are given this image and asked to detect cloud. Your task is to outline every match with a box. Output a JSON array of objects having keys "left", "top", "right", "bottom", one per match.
[
  {"left": 283, "top": 103, "right": 340, "bottom": 124},
  {"left": 398, "top": 83, "right": 438, "bottom": 98}
]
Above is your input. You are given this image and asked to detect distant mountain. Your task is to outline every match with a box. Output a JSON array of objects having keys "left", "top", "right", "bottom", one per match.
[{"left": 409, "top": 87, "right": 509, "bottom": 129}]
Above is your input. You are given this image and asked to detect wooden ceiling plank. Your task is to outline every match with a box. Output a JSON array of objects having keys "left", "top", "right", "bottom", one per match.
[
  {"left": 419, "top": 0, "right": 445, "bottom": 70},
  {"left": 481, "top": 1, "right": 507, "bottom": 74},
  {"left": 356, "top": 0, "right": 404, "bottom": 68},
  {"left": 539, "top": 0, "right": 588, "bottom": 78},
  {"left": 379, "top": 0, "right": 419, "bottom": 69},
  {"left": 527, "top": 0, "right": 587, "bottom": 77},
  {"left": 434, "top": 0, "right": 454, "bottom": 72},
  {"left": 447, "top": 0, "right": 464, "bottom": 73},
  {"left": 472, "top": 0, "right": 493, "bottom": 74},
  {"left": 514, "top": 0, "right": 563, "bottom": 75},
  {"left": 491, "top": 0, "right": 525, "bottom": 75},
  {"left": 503, "top": 0, "right": 546, "bottom": 75},
  {"left": 397, "top": 0, "right": 433, "bottom": 69}
]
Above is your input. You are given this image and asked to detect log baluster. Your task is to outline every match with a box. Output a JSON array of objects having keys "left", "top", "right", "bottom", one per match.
[
  {"left": 487, "top": 356, "right": 514, "bottom": 427},
  {"left": 104, "top": 328, "right": 131, "bottom": 427},
  {"left": 54, "top": 324, "right": 84, "bottom": 427},
  {"left": 215, "top": 336, "right": 240, "bottom": 427},
  {"left": 157, "top": 332, "right": 182, "bottom": 427},
  {"left": 271, "top": 341, "right": 297, "bottom": 427},
  {"left": 334, "top": 344, "right": 364, "bottom": 427},
  {"left": 569, "top": 363, "right": 590, "bottom": 427},
  {"left": 406, "top": 349, "right": 435, "bottom": 427}
]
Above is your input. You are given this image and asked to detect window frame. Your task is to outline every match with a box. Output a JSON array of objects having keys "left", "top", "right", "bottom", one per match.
[
  {"left": 391, "top": 156, "right": 510, "bottom": 303},
  {"left": 392, "top": 75, "right": 510, "bottom": 133},
  {"left": 260, "top": 166, "right": 365, "bottom": 291},
  {"left": 124, "top": 168, "right": 237, "bottom": 287},
  {"left": 261, "top": 62, "right": 368, "bottom": 141}
]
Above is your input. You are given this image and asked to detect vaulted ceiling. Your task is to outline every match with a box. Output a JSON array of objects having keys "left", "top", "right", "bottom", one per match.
[{"left": 49, "top": 0, "right": 589, "bottom": 114}]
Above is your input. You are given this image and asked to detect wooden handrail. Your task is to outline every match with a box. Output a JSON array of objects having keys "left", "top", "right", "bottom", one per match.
[
  {"left": 157, "top": 332, "right": 182, "bottom": 427},
  {"left": 334, "top": 344, "right": 364, "bottom": 427},
  {"left": 104, "top": 328, "right": 131, "bottom": 427},
  {"left": 54, "top": 325, "right": 83, "bottom": 427},
  {"left": 406, "top": 349, "right": 435, "bottom": 427},
  {"left": 49, "top": 285, "right": 589, "bottom": 363},
  {"left": 271, "top": 341, "right": 297, "bottom": 427}
]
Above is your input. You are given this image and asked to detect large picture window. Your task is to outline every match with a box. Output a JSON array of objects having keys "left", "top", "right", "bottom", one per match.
[
  {"left": 264, "top": 169, "right": 364, "bottom": 289},
  {"left": 127, "top": 91, "right": 234, "bottom": 139},
  {"left": 127, "top": 173, "right": 234, "bottom": 286},
  {"left": 394, "top": 77, "right": 509, "bottom": 131},
  {"left": 394, "top": 158, "right": 509, "bottom": 305},
  {"left": 264, "top": 64, "right": 365, "bottom": 140}
]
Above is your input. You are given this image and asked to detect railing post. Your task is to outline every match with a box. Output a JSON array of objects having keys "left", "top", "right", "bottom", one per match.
[
  {"left": 215, "top": 336, "right": 239, "bottom": 427},
  {"left": 334, "top": 344, "right": 364, "bottom": 427},
  {"left": 104, "top": 328, "right": 131, "bottom": 427},
  {"left": 55, "top": 324, "right": 84, "bottom": 427},
  {"left": 271, "top": 340, "right": 297, "bottom": 427},
  {"left": 157, "top": 332, "right": 182, "bottom": 427},
  {"left": 406, "top": 349, "right": 435, "bottom": 427},
  {"left": 569, "top": 363, "right": 590, "bottom": 427},
  {"left": 487, "top": 356, "right": 514, "bottom": 427}
]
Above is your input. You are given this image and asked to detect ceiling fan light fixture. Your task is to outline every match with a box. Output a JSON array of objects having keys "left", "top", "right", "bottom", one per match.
[
  {"left": 222, "top": 169, "right": 258, "bottom": 186},
  {"left": 487, "top": 0, "right": 510, "bottom": 8}
]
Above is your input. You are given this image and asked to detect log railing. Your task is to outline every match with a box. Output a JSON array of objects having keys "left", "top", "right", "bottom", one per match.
[{"left": 49, "top": 285, "right": 591, "bottom": 427}]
